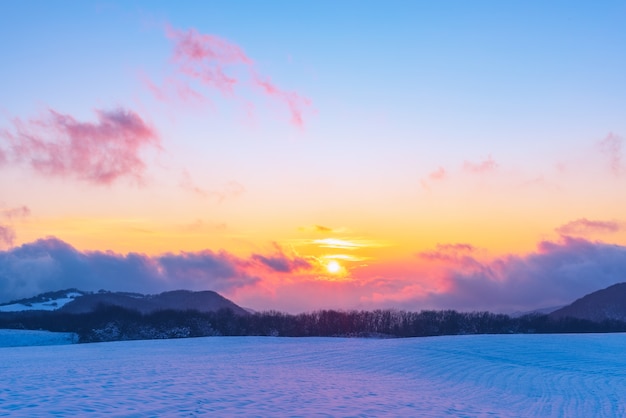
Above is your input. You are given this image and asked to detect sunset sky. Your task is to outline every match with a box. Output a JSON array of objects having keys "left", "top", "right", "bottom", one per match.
[{"left": 1, "top": 1, "right": 626, "bottom": 313}]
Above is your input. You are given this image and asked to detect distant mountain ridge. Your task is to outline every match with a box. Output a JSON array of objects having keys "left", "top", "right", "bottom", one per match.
[
  {"left": 4, "top": 284, "right": 626, "bottom": 343},
  {"left": 549, "top": 282, "right": 626, "bottom": 322},
  {"left": 0, "top": 289, "right": 248, "bottom": 316}
]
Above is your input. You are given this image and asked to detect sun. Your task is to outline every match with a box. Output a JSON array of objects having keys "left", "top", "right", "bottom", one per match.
[{"left": 326, "top": 260, "right": 341, "bottom": 274}]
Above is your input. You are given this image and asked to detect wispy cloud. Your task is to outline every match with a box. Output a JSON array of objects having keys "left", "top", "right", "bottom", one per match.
[
  {"left": 0, "top": 225, "right": 15, "bottom": 247},
  {"left": 322, "top": 254, "right": 369, "bottom": 262},
  {"left": 420, "top": 167, "right": 448, "bottom": 190},
  {"left": 0, "top": 204, "right": 31, "bottom": 249},
  {"left": 1, "top": 205, "right": 30, "bottom": 220},
  {"left": 463, "top": 155, "right": 498, "bottom": 174},
  {"left": 313, "top": 238, "right": 370, "bottom": 250},
  {"left": 314, "top": 225, "right": 333, "bottom": 233},
  {"left": 298, "top": 225, "right": 347, "bottom": 234},
  {"left": 1, "top": 108, "right": 159, "bottom": 185},
  {"left": 556, "top": 218, "right": 622, "bottom": 236},
  {"left": 253, "top": 74, "right": 311, "bottom": 127},
  {"left": 179, "top": 170, "right": 245, "bottom": 202},
  {"left": 251, "top": 244, "right": 312, "bottom": 273},
  {"left": 178, "top": 219, "right": 227, "bottom": 233},
  {"left": 421, "top": 156, "right": 499, "bottom": 190},
  {"left": 149, "top": 24, "right": 311, "bottom": 127},
  {"left": 598, "top": 133, "right": 623, "bottom": 176},
  {"left": 428, "top": 167, "right": 447, "bottom": 181},
  {"left": 418, "top": 243, "right": 477, "bottom": 262}
]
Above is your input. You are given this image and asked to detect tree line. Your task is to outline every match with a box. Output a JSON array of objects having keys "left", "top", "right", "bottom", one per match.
[{"left": 1, "top": 305, "right": 625, "bottom": 343}]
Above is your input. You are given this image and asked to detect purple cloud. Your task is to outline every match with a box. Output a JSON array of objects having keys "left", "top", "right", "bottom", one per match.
[
  {"left": 419, "top": 237, "right": 626, "bottom": 313},
  {"left": 251, "top": 245, "right": 312, "bottom": 273},
  {"left": 0, "top": 237, "right": 258, "bottom": 302}
]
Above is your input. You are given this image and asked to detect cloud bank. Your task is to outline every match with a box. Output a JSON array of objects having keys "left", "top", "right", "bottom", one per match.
[
  {"left": 0, "top": 238, "right": 260, "bottom": 302},
  {"left": 408, "top": 237, "right": 626, "bottom": 312},
  {"left": 2, "top": 236, "right": 625, "bottom": 314},
  {"left": 0, "top": 238, "right": 312, "bottom": 303}
]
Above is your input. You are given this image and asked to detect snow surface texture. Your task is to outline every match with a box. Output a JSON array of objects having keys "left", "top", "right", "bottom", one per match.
[
  {"left": 0, "top": 292, "right": 82, "bottom": 312},
  {"left": 1, "top": 334, "right": 625, "bottom": 417},
  {"left": 0, "top": 330, "right": 77, "bottom": 347}
]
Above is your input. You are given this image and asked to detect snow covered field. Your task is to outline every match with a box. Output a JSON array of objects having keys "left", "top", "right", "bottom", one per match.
[{"left": 1, "top": 334, "right": 625, "bottom": 417}]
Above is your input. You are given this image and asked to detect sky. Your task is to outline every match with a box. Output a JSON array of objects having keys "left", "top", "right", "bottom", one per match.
[{"left": 1, "top": 1, "right": 626, "bottom": 313}]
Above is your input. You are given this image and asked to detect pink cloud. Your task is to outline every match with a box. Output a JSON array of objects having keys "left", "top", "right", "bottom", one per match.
[
  {"left": 2, "top": 108, "right": 159, "bottom": 185},
  {"left": 420, "top": 166, "right": 448, "bottom": 190},
  {"left": 428, "top": 166, "right": 447, "bottom": 181},
  {"left": 154, "top": 24, "right": 311, "bottom": 127},
  {"left": 165, "top": 25, "right": 251, "bottom": 94},
  {"left": 139, "top": 72, "right": 207, "bottom": 106},
  {"left": 252, "top": 75, "right": 312, "bottom": 127},
  {"left": 179, "top": 219, "right": 227, "bottom": 233},
  {"left": 0, "top": 205, "right": 30, "bottom": 249},
  {"left": 463, "top": 155, "right": 498, "bottom": 174},
  {"left": 179, "top": 169, "right": 209, "bottom": 197},
  {"left": 556, "top": 218, "right": 622, "bottom": 236},
  {"left": 418, "top": 243, "right": 477, "bottom": 262},
  {"left": 179, "top": 170, "right": 245, "bottom": 202},
  {"left": 598, "top": 133, "right": 623, "bottom": 176},
  {"left": 0, "top": 225, "right": 15, "bottom": 247},
  {"left": 1, "top": 205, "right": 31, "bottom": 220}
]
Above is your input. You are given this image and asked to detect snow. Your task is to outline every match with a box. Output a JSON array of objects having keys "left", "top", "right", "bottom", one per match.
[
  {"left": 0, "top": 292, "right": 82, "bottom": 312},
  {"left": 0, "top": 329, "right": 77, "bottom": 347},
  {"left": 1, "top": 334, "right": 625, "bottom": 416}
]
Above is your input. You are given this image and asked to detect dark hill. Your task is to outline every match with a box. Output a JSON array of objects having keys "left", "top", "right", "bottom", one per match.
[
  {"left": 549, "top": 282, "right": 626, "bottom": 322},
  {"left": 59, "top": 289, "right": 248, "bottom": 316}
]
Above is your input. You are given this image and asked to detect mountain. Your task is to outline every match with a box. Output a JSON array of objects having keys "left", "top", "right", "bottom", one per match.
[
  {"left": 0, "top": 289, "right": 248, "bottom": 316},
  {"left": 509, "top": 305, "right": 563, "bottom": 318},
  {"left": 0, "top": 289, "right": 86, "bottom": 312},
  {"left": 549, "top": 282, "right": 626, "bottom": 323}
]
